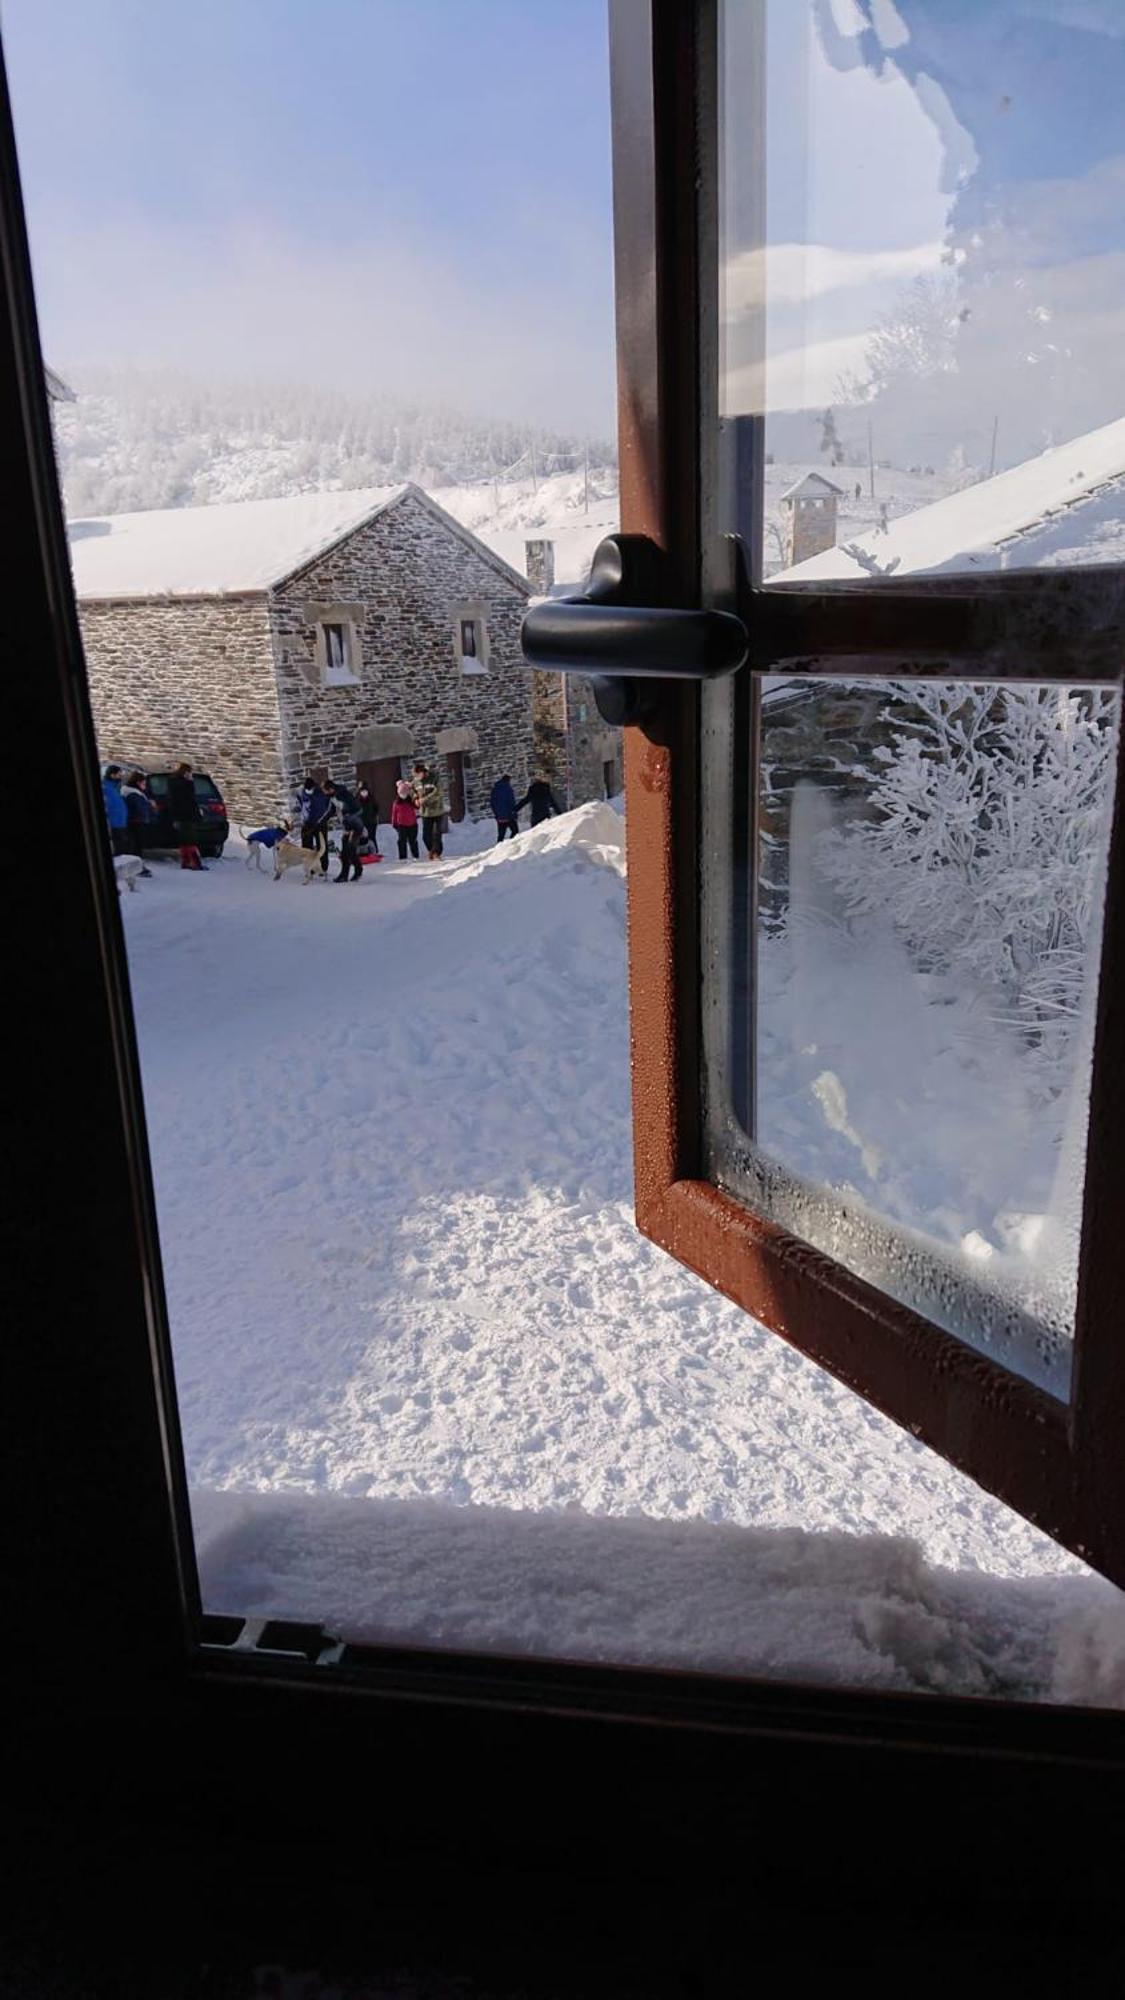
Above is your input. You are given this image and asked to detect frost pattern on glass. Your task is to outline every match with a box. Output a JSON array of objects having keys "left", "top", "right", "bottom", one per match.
[
  {"left": 720, "top": 0, "right": 1125, "bottom": 580},
  {"left": 744, "top": 676, "right": 1119, "bottom": 1393}
]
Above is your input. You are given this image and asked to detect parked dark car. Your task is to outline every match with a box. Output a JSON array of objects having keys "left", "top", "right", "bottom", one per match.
[{"left": 113, "top": 764, "right": 230, "bottom": 858}]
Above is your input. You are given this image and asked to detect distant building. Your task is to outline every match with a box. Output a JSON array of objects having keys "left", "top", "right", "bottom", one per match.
[
  {"left": 524, "top": 537, "right": 623, "bottom": 807},
  {"left": 70, "top": 484, "right": 534, "bottom": 824},
  {"left": 780, "top": 472, "right": 843, "bottom": 567}
]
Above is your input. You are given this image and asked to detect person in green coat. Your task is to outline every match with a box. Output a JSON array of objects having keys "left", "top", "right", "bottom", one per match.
[{"left": 412, "top": 763, "right": 446, "bottom": 860}]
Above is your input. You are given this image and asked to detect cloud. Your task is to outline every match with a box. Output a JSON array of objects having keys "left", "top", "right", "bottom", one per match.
[
  {"left": 723, "top": 331, "right": 873, "bottom": 415},
  {"left": 28, "top": 210, "right": 618, "bottom": 433},
  {"left": 723, "top": 239, "right": 946, "bottom": 317}
]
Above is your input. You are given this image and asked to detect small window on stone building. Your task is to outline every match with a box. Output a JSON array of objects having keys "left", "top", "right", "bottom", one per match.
[
  {"left": 317, "top": 618, "right": 360, "bottom": 687},
  {"left": 455, "top": 611, "right": 488, "bottom": 675}
]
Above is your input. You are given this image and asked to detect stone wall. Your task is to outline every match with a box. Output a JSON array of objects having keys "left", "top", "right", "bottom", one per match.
[
  {"left": 530, "top": 672, "right": 622, "bottom": 805},
  {"left": 78, "top": 594, "right": 285, "bottom": 821},
  {"left": 566, "top": 678, "right": 623, "bottom": 802},
  {"left": 271, "top": 492, "right": 533, "bottom": 819}
]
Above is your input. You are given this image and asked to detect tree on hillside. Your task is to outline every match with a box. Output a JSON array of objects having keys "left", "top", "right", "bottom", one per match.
[{"left": 819, "top": 407, "right": 845, "bottom": 466}]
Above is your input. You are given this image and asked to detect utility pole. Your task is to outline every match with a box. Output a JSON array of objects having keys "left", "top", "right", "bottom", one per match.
[
  {"left": 867, "top": 419, "right": 876, "bottom": 505},
  {"left": 988, "top": 414, "right": 999, "bottom": 479},
  {"left": 583, "top": 440, "right": 590, "bottom": 515}
]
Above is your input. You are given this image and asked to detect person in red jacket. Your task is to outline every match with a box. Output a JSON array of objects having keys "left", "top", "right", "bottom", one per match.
[{"left": 390, "top": 778, "right": 419, "bottom": 861}]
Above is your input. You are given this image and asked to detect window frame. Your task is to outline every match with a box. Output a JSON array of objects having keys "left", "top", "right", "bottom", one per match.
[
  {"left": 453, "top": 599, "right": 489, "bottom": 674},
  {"left": 311, "top": 606, "right": 363, "bottom": 686},
  {"left": 618, "top": 0, "right": 1125, "bottom": 1586},
  {"left": 7, "top": 3, "right": 1125, "bottom": 1809}
]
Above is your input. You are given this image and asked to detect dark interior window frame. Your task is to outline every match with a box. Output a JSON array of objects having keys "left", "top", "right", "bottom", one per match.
[{"left": 6, "top": 7, "right": 1125, "bottom": 1814}]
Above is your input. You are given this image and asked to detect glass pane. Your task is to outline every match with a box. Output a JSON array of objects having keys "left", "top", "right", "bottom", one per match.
[
  {"left": 725, "top": 674, "right": 1119, "bottom": 1395},
  {"left": 720, "top": 0, "right": 1125, "bottom": 581}
]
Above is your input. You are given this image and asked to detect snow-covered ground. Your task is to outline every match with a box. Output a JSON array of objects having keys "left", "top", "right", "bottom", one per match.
[{"left": 118, "top": 803, "right": 1125, "bottom": 1703}]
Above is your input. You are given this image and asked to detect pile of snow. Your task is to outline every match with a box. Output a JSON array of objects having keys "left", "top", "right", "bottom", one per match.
[
  {"left": 116, "top": 808, "right": 1124, "bottom": 1704},
  {"left": 446, "top": 798, "right": 625, "bottom": 886},
  {"left": 193, "top": 1487, "right": 1125, "bottom": 1701}
]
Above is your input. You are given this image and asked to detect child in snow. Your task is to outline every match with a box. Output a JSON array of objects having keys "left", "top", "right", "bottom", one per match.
[{"left": 391, "top": 779, "right": 419, "bottom": 861}]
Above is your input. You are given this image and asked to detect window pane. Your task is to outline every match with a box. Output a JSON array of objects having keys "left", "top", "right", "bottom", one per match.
[
  {"left": 715, "top": 674, "right": 1119, "bottom": 1395},
  {"left": 325, "top": 623, "right": 346, "bottom": 671},
  {"left": 720, "top": 0, "right": 1125, "bottom": 581}
]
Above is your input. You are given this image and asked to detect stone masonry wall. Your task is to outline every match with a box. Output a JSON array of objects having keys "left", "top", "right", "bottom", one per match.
[
  {"left": 566, "top": 676, "right": 623, "bottom": 802},
  {"left": 78, "top": 595, "right": 285, "bottom": 823},
  {"left": 271, "top": 493, "right": 532, "bottom": 820},
  {"left": 530, "top": 672, "right": 622, "bottom": 806}
]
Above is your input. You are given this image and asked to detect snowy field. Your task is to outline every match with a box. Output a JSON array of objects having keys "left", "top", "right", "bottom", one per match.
[{"left": 118, "top": 804, "right": 1125, "bottom": 1703}]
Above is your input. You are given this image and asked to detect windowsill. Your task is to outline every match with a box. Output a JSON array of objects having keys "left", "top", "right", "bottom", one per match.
[
  {"left": 324, "top": 673, "right": 362, "bottom": 689},
  {"left": 459, "top": 661, "right": 489, "bottom": 676}
]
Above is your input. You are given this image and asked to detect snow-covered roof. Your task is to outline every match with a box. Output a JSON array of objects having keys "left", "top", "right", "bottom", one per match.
[
  {"left": 780, "top": 472, "right": 843, "bottom": 504},
  {"left": 66, "top": 482, "right": 532, "bottom": 602},
  {"left": 775, "top": 416, "right": 1125, "bottom": 581},
  {"left": 67, "top": 486, "right": 408, "bottom": 599}
]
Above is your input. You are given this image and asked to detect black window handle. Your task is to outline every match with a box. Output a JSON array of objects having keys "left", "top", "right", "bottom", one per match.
[{"left": 520, "top": 534, "right": 747, "bottom": 726}]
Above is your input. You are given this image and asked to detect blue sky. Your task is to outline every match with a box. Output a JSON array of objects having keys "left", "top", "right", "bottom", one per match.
[{"left": 2, "top": 0, "right": 618, "bottom": 431}]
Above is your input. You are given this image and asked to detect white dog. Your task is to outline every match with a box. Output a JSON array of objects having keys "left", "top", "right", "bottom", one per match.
[
  {"left": 114, "top": 854, "right": 145, "bottom": 893},
  {"left": 273, "top": 831, "right": 327, "bottom": 883}
]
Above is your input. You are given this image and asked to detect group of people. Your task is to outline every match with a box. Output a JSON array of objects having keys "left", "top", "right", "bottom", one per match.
[
  {"left": 290, "top": 762, "right": 448, "bottom": 878},
  {"left": 290, "top": 764, "right": 565, "bottom": 877},
  {"left": 102, "top": 760, "right": 210, "bottom": 872},
  {"left": 386, "top": 764, "right": 449, "bottom": 863},
  {"left": 291, "top": 772, "right": 384, "bottom": 880},
  {"left": 488, "top": 775, "right": 562, "bottom": 841},
  {"left": 103, "top": 752, "right": 566, "bottom": 887}
]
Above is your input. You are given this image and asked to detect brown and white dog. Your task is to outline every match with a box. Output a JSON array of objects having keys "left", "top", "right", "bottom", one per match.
[{"left": 273, "top": 830, "right": 327, "bottom": 883}]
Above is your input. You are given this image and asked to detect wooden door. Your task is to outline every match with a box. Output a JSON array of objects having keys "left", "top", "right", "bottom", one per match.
[
  {"left": 357, "top": 755, "right": 401, "bottom": 824},
  {"left": 446, "top": 751, "right": 466, "bottom": 823}
]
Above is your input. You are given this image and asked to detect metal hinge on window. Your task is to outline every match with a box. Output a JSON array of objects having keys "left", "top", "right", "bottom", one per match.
[{"left": 200, "top": 1613, "right": 343, "bottom": 1665}]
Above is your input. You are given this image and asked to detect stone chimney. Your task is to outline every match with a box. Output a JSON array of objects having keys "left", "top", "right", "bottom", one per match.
[
  {"left": 525, "top": 538, "right": 556, "bottom": 595},
  {"left": 781, "top": 474, "right": 841, "bottom": 567}
]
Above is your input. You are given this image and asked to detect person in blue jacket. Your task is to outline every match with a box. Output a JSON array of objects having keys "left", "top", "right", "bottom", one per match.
[
  {"left": 101, "top": 764, "right": 129, "bottom": 854},
  {"left": 489, "top": 774, "right": 520, "bottom": 842}
]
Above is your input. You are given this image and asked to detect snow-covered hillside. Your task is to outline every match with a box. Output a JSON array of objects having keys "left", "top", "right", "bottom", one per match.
[
  {"left": 53, "top": 366, "right": 968, "bottom": 591},
  {"left": 116, "top": 804, "right": 1125, "bottom": 1704},
  {"left": 52, "top": 366, "right": 618, "bottom": 519}
]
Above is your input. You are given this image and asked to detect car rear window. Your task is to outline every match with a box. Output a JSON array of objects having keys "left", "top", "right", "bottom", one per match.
[{"left": 193, "top": 776, "right": 220, "bottom": 801}]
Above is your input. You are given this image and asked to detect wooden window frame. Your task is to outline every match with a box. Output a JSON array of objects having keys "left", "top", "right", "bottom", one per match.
[{"left": 616, "top": 0, "right": 1125, "bottom": 1586}]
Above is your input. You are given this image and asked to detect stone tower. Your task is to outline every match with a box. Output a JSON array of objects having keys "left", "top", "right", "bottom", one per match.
[{"left": 781, "top": 473, "right": 842, "bottom": 567}]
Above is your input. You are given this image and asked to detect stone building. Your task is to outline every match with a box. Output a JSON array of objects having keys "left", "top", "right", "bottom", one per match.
[
  {"left": 69, "top": 483, "right": 533, "bottom": 824},
  {"left": 524, "top": 537, "right": 623, "bottom": 807},
  {"left": 779, "top": 472, "right": 842, "bottom": 567}
]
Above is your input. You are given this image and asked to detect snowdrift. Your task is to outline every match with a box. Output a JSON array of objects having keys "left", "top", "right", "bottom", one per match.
[
  {"left": 192, "top": 1485, "right": 1125, "bottom": 1705},
  {"left": 446, "top": 798, "right": 625, "bottom": 886}
]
